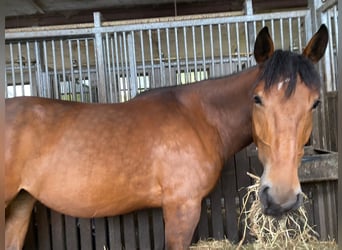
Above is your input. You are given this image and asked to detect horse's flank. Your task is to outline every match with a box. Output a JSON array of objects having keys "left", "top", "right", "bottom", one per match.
[{"left": 5, "top": 66, "right": 258, "bottom": 218}]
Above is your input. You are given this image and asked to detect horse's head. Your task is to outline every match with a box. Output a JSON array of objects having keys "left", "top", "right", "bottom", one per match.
[{"left": 252, "top": 25, "right": 328, "bottom": 217}]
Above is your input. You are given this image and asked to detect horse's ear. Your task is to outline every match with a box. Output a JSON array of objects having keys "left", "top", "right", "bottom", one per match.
[
  {"left": 254, "top": 27, "right": 274, "bottom": 64},
  {"left": 302, "top": 24, "right": 329, "bottom": 63}
]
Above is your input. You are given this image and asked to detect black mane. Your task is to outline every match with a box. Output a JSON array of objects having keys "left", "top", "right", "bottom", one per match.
[{"left": 260, "top": 50, "right": 321, "bottom": 97}]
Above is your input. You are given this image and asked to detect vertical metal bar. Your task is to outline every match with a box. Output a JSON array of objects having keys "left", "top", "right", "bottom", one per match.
[
  {"left": 244, "top": 22, "right": 250, "bottom": 67},
  {"left": 235, "top": 23, "right": 241, "bottom": 71},
  {"left": 148, "top": 29, "right": 155, "bottom": 88},
  {"left": 209, "top": 24, "right": 215, "bottom": 77},
  {"left": 34, "top": 41, "right": 43, "bottom": 97},
  {"left": 17, "top": 42, "right": 25, "bottom": 96},
  {"left": 280, "top": 18, "right": 284, "bottom": 49},
  {"left": 85, "top": 39, "right": 93, "bottom": 103},
  {"left": 114, "top": 32, "right": 122, "bottom": 102},
  {"left": 333, "top": 6, "right": 338, "bottom": 52},
  {"left": 9, "top": 43, "right": 16, "bottom": 97},
  {"left": 175, "top": 27, "right": 181, "bottom": 84},
  {"left": 192, "top": 26, "right": 198, "bottom": 81},
  {"left": 201, "top": 25, "right": 206, "bottom": 77},
  {"left": 5, "top": 68, "right": 8, "bottom": 97},
  {"left": 271, "top": 19, "right": 275, "bottom": 42},
  {"left": 26, "top": 42, "right": 33, "bottom": 96},
  {"left": 139, "top": 30, "right": 147, "bottom": 90},
  {"left": 42, "top": 40, "right": 50, "bottom": 98},
  {"left": 157, "top": 28, "right": 165, "bottom": 87},
  {"left": 77, "top": 39, "right": 84, "bottom": 102},
  {"left": 51, "top": 40, "right": 59, "bottom": 99},
  {"left": 94, "top": 12, "right": 107, "bottom": 103},
  {"left": 68, "top": 39, "right": 75, "bottom": 101},
  {"left": 289, "top": 18, "right": 293, "bottom": 51},
  {"left": 218, "top": 24, "right": 223, "bottom": 76},
  {"left": 166, "top": 28, "right": 172, "bottom": 85},
  {"left": 183, "top": 27, "right": 189, "bottom": 83},
  {"left": 128, "top": 31, "right": 137, "bottom": 98},
  {"left": 105, "top": 33, "right": 114, "bottom": 102},
  {"left": 297, "top": 17, "right": 303, "bottom": 52},
  {"left": 226, "top": 23, "right": 233, "bottom": 73},
  {"left": 327, "top": 15, "right": 335, "bottom": 91},
  {"left": 109, "top": 35, "right": 118, "bottom": 102},
  {"left": 60, "top": 39, "right": 67, "bottom": 100},
  {"left": 122, "top": 32, "right": 130, "bottom": 99}
]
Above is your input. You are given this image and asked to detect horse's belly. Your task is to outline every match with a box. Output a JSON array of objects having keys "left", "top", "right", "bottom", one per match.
[{"left": 22, "top": 162, "right": 162, "bottom": 218}]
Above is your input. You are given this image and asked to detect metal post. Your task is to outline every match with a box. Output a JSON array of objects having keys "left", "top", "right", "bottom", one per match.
[
  {"left": 127, "top": 32, "right": 137, "bottom": 98},
  {"left": 244, "top": 0, "right": 255, "bottom": 65},
  {"left": 94, "top": 12, "right": 108, "bottom": 103}
]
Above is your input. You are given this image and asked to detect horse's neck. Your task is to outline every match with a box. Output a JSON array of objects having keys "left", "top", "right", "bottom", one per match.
[{"left": 196, "top": 67, "right": 260, "bottom": 159}]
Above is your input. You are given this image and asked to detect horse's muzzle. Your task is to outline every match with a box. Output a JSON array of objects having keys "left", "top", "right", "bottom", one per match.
[{"left": 259, "top": 185, "right": 303, "bottom": 217}]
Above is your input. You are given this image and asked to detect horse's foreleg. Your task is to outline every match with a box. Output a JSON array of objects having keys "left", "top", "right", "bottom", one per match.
[
  {"left": 163, "top": 199, "right": 201, "bottom": 250},
  {"left": 5, "top": 191, "right": 36, "bottom": 250}
]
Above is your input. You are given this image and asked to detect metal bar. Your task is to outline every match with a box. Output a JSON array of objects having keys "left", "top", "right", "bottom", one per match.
[
  {"left": 280, "top": 19, "right": 284, "bottom": 49},
  {"left": 192, "top": 26, "right": 198, "bottom": 81},
  {"left": 94, "top": 12, "right": 107, "bottom": 103},
  {"left": 68, "top": 39, "right": 75, "bottom": 101},
  {"left": 85, "top": 39, "right": 93, "bottom": 103},
  {"left": 109, "top": 35, "right": 118, "bottom": 102},
  {"left": 227, "top": 23, "right": 233, "bottom": 73},
  {"left": 235, "top": 23, "right": 241, "bottom": 71},
  {"left": 9, "top": 43, "right": 16, "bottom": 97},
  {"left": 128, "top": 31, "right": 137, "bottom": 97},
  {"left": 175, "top": 27, "right": 181, "bottom": 84},
  {"left": 77, "top": 39, "right": 84, "bottom": 102},
  {"left": 157, "top": 28, "right": 164, "bottom": 87},
  {"left": 122, "top": 32, "right": 130, "bottom": 100},
  {"left": 42, "top": 40, "right": 50, "bottom": 98},
  {"left": 148, "top": 29, "right": 155, "bottom": 88},
  {"left": 166, "top": 28, "right": 172, "bottom": 86},
  {"left": 17, "top": 42, "right": 25, "bottom": 96},
  {"left": 26, "top": 42, "right": 33, "bottom": 95},
  {"left": 182, "top": 27, "right": 189, "bottom": 83},
  {"left": 105, "top": 33, "right": 114, "bottom": 102},
  {"left": 297, "top": 17, "right": 303, "bottom": 52},
  {"left": 51, "top": 40, "right": 59, "bottom": 99},
  {"left": 6, "top": 10, "right": 310, "bottom": 40},
  {"left": 139, "top": 30, "right": 147, "bottom": 91},
  {"left": 114, "top": 32, "right": 122, "bottom": 102},
  {"left": 289, "top": 18, "right": 293, "bottom": 51},
  {"left": 218, "top": 24, "right": 223, "bottom": 75},
  {"left": 244, "top": 22, "right": 250, "bottom": 67},
  {"left": 209, "top": 24, "right": 215, "bottom": 77},
  {"left": 60, "top": 39, "right": 67, "bottom": 100}
]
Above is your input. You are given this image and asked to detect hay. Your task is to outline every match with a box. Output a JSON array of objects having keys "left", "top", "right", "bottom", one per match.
[{"left": 191, "top": 172, "right": 337, "bottom": 250}]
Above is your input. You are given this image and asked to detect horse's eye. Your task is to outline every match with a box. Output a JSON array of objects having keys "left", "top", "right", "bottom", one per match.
[
  {"left": 253, "top": 95, "right": 262, "bottom": 105},
  {"left": 312, "top": 99, "right": 321, "bottom": 110}
]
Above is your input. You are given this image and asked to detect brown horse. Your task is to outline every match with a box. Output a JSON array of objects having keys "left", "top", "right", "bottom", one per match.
[{"left": 5, "top": 25, "right": 328, "bottom": 250}]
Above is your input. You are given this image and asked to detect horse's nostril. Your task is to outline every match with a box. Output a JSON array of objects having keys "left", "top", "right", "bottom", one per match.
[
  {"left": 293, "top": 192, "right": 303, "bottom": 210},
  {"left": 259, "top": 185, "right": 271, "bottom": 208}
]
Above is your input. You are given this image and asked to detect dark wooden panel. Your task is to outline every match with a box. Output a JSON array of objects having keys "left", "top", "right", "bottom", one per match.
[
  {"left": 137, "top": 210, "right": 152, "bottom": 249},
  {"left": 64, "top": 215, "right": 79, "bottom": 250},
  {"left": 78, "top": 218, "right": 93, "bottom": 250},
  {"left": 152, "top": 208, "right": 164, "bottom": 250},
  {"left": 107, "top": 216, "right": 122, "bottom": 250},
  {"left": 196, "top": 198, "right": 210, "bottom": 240},
  {"left": 50, "top": 210, "right": 65, "bottom": 250},
  {"left": 221, "top": 158, "right": 239, "bottom": 242},
  {"left": 123, "top": 213, "right": 136, "bottom": 250},
  {"left": 210, "top": 179, "right": 224, "bottom": 239},
  {"left": 94, "top": 218, "right": 108, "bottom": 249},
  {"left": 35, "top": 203, "right": 51, "bottom": 250}
]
